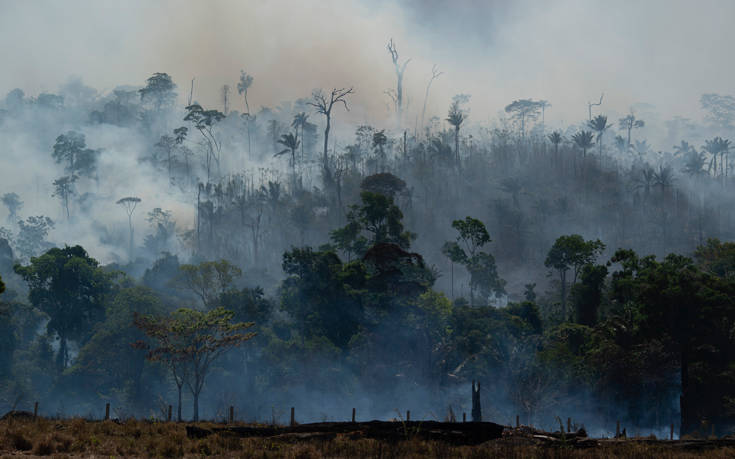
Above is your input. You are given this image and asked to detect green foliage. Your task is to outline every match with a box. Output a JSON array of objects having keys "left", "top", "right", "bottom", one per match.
[
  {"left": 14, "top": 245, "right": 116, "bottom": 370},
  {"left": 331, "top": 191, "right": 415, "bottom": 259},
  {"left": 694, "top": 238, "right": 735, "bottom": 279},
  {"left": 134, "top": 306, "right": 255, "bottom": 421},
  {"left": 571, "top": 264, "right": 608, "bottom": 326}
]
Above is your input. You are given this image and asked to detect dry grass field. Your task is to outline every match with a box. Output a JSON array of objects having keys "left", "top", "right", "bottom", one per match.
[{"left": 1, "top": 415, "right": 735, "bottom": 458}]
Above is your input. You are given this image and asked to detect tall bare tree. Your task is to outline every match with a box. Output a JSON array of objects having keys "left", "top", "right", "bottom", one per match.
[
  {"left": 387, "top": 38, "right": 411, "bottom": 124},
  {"left": 309, "top": 87, "right": 354, "bottom": 182},
  {"left": 117, "top": 196, "right": 141, "bottom": 261},
  {"left": 420, "top": 65, "right": 443, "bottom": 136}
]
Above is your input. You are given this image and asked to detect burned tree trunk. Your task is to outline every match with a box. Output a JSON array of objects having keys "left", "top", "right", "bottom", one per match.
[{"left": 471, "top": 380, "right": 482, "bottom": 422}]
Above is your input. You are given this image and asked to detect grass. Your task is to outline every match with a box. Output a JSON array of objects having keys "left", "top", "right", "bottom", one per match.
[{"left": 1, "top": 417, "right": 734, "bottom": 458}]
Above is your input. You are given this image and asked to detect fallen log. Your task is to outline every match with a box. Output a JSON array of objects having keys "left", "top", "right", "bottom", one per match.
[{"left": 186, "top": 420, "right": 505, "bottom": 445}]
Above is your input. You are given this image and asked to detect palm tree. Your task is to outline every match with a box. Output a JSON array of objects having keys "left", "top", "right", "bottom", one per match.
[
  {"left": 548, "top": 131, "right": 562, "bottom": 158},
  {"left": 653, "top": 165, "right": 675, "bottom": 198},
  {"left": 447, "top": 100, "right": 466, "bottom": 168},
  {"left": 682, "top": 150, "right": 707, "bottom": 179},
  {"left": 588, "top": 115, "right": 611, "bottom": 156},
  {"left": 237, "top": 71, "right": 253, "bottom": 115},
  {"left": 631, "top": 166, "right": 656, "bottom": 201},
  {"left": 572, "top": 130, "right": 595, "bottom": 159},
  {"left": 703, "top": 137, "right": 731, "bottom": 180},
  {"left": 291, "top": 112, "right": 309, "bottom": 162},
  {"left": 276, "top": 132, "right": 300, "bottom": 179}
]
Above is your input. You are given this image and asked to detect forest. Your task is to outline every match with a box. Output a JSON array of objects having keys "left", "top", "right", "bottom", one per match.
[{"left": 1, "top": 1, "right": 735, "bottom": 442}]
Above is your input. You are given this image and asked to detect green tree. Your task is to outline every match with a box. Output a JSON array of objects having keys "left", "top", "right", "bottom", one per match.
[
  {"left": 504, "top": 99, "right": 542, "bottom": 138},
  {"left": 547, "top": 131, "right": 562, "bottom": 158},
  {"left": 275, "top": 132, "right": 300, "bottom": 178},
  {"left": 570, "top": 264, "right": 608, "bottom": 326},
  {"left": 51, "top": 131, "right": 99, "bottom": 178},
  {"left": 331, "top": 191, "right": 415, "bottom": 259},
  {"left": 139, "top": 72, "right": 177, "bottom": 112},
  {"left": 14, "top": 245, "right": 116, "bottom": 371},
  {"left": 116, "top": 196, "right": 141, "bottom": 261},
  {"left": 445, "top": 217, "right": 504, "bottom": 305},
  {"left": 544, "top": 235, "right": 605, "bottom": 318},
  {"left": 135, "top": 307, "right": 255, "bottom": 421}
]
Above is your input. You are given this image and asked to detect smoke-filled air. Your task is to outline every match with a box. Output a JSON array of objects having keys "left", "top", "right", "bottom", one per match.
[{"left": 2, "top": 0, "right": 735, "bottom": 447}]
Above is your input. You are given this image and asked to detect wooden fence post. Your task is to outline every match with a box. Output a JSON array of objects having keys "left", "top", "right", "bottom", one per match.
[
  {"left": 33, "top": 402, "right": 38, "bottom": 420},
  {"left": 105, "top": 403, "right": 110, "bottom": 421},
  {"left": 290, "top": 407, "right": 295, "bottom": 426},
  {"left": 516, "top": 415, "right": 519, "bottom": 428},
  {"left": 229, "top": 406, "right": 234, "bottom": 424},
  {"left": 616, "top": 420, "right": 620, "bottom": 438},
  {"left": 462, "top": 412, "right": 466, "bottom": 423},
  {"left": 670, "top": 422, "right": 674, "bottom": 440},
  {"left": 567, "top": 417, "right": 571, "bottom": 433},
  {"left": 406, "top": 410, "right": 410, "bottom": 422},
  {"left": 351, "top": 408, "right": 355, "bottom": 423},
  {"left": 168, "top": 405, "right": 172, "bottom": 422}
]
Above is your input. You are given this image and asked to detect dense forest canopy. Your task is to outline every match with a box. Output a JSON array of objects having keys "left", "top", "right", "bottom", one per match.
[{"left": 1, "top": 0, "right": 735, "bottom": 439}]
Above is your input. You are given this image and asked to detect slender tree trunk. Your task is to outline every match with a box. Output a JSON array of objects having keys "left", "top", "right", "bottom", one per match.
[
  {"left": 177, "top": 383, "right": 183, "bottom": 422},
  {"left": 128, "top": 214, "right": 134, "bottom": 261},
  {"left": 323, "top": 116, "right": 331, "bottom": 176},
  {"left": 560, "top": 270, "right": 567, "bottom": 318},
  {"left": 193, "top": 391, "right": 199, "bottom": 422}
]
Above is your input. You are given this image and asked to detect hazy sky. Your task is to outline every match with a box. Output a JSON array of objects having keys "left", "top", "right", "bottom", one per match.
[{"left": 1, "top": 0, "right": 734, "bottom": 127}]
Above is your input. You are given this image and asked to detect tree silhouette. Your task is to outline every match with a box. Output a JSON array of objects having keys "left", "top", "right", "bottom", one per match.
[
  {"left": 184, "top": 103, "right": 225, "bottom": 182},
  {"left": 447, "top": 95, "right": 469, "bottom": 168},
  {"left": 134, "top": 307, "right": 255, "bottom": 421},
  {"left": 618, "top": 112, "right": 645, "bottom": 149},
  {"left": 52, "top": 175, "right": 78, "bottom": 220},
  {"left": 276, "top": 132, "right": 300, "bottom": 179},
  {"left": 588, "top": 114, "right": 611, "bottom": 156},
  {"left": 386, "top": 38, "right": 411, "bottom": 124},
  {"left": 505, "top": 99, "right": 542, "bottom": 138},
  {"left": 139, "top": 72, "right": 176, "bottom": 112},
  {"left": 291, "top": 112, "right": 309, "bottom": 162},
  {"left": 117, "top": 196, "right": 141, "bottom": 261},
  {"left": 572, "top": 130, "right": 595, "bottom": 159},
  {"left": 309, "top": 87, "right": 354, "bottom": 182},
  {"left": 548, "top": 131, "right": 563, "bottom": 159},
  {"left": 1, "top": 192, "right": 23, "bottom": 223}
]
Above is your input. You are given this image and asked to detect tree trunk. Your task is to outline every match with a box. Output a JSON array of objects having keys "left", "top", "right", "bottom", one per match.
[
  {"left": 323, "top": 116, "right": 331, "bottom": 176},
  {"left": 454, "top": 127, "right": 460, "bottom": 168},
  {"left": 560, "top": 270, "right": 567, "bottom": 318},
  {"left": 193, "top": 391, "right": 199, "bottom": 422},
  {"left": 680, "top": 346, "right": 692, "bottom": 435},
  {"left": 177, "top": 384, "right": 183, "bottom": 422}
]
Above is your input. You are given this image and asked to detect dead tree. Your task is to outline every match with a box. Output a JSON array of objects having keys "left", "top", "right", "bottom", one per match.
[
  {"left": 471, "top": 380, "right": 482, "bottom": 422},
  {"left": 387, "top": 38, "right": 411, "bottom": 125},
  {"left": 420, "top": 65, "right": 443, "bottom": 136},
  {"left": 308, "top": 87, "right": 354, "bottom": 184},
  {"left": 587, "top": 93, "right": 603, "bottom": 121}
]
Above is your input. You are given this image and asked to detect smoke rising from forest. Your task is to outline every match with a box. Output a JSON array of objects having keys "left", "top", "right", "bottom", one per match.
[{"left": 1, "top": 0, "right": 735, "bottom": 438}]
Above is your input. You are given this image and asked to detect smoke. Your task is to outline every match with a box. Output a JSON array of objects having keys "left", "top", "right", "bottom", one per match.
[{"left": 2, "top": 0, "right": 734, "bottom": 131}]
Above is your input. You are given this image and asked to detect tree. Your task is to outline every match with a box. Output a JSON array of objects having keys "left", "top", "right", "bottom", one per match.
[
  {"left": 135, "top": 307, "right": 255, "bottom": 421},
  {"left": 445, "top": 217, "right": 504, "bottom": 305},
  {"left": 331, "top": 191, "right": 415, "bottom": 259},
  {"left": 703, "top": 137, "right": 731, "bottom": 180},
  {"left": 275, "top": 132, "right": 300, "bottom": 179},
  {"left": 447, "top": 94, "right": 470, "bottom": 167},
  {"left": 547, "top": 131, "right": 562, "bottom": 159},
  {"left": 570, "top": 264, "right": 607, "bottom": 326},
  {"left": 175, "top": 260, "right": 242, "bottom": 310},
  {"left": 52, "top": 131, "right": 99, "bottom": 178},
  {"left": 504, "top": 99, "right": 542, "bottom": 138},
  {"left": 52, "top": 175, "right": 78, "bottom": 220},
  {"left": 116, "top": 197, "right": 141, "bottom": 262},
  {"left": 572, "top": 130, "right": 595, "bottom": 159},
  {"left": 184, "top": 103, "right": 225, "bottom": 181},
  {"left": 544, "top": 235, "right": 605, "bottom": 318},
  {"left": 618, "top": 112, "right": 645, "bottom": 149},
  {"left": 15, "top": 216, "right": 54, "bottom": 262},
  {"left": 139, "top": 72, "right": 176, "bottom": 112},
  {"left": 309, "top": 87, "right": 354, "bottom": 181},
  {"left": 236, "top": 70, "right": 253, "bottom": 115},
  {"left": 14, "top": 245, "right": 115, "bottom": 371},
  {"left": 420, "top": 65, "right": 442, "bottom": 134},
  {"left": 2, "top": 193, "right": 22, "bottom": 223},
  {"left": 386, "top": 38, "right": 411, "bottom": 124},
  {"left": 588, "top": 115, "right": 611, "bottom": 156},
  {"left": 372, "top": 129, "right": 388, "bottom": 171},
  {"left": 291, "top": 112, "right": 309, "bottom": 161},
  {"left": 360, "top": 172, "right": 406, "bottom": 198},
  {"left": 220, "top": 84, "right": 230, "bottom": 115}
]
